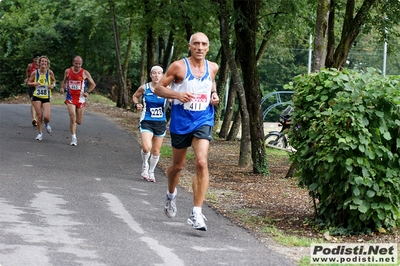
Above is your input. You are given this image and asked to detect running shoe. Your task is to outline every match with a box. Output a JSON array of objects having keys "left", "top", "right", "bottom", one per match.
[
  {"left": 141, "top": 165, "right": 149, "bottom": 180},
  {"left": 45, "top": 124, "right": 52, "bottom": 133},
  {"left": 32, "top": 119, "right": 37, "bottom": 126},
  {"left": 147, "top": 172, "right": 156, "bottom": 182},
  {"left": 187, "top": 212, "right": 207, "bottom": 231},
  {"left": 164, "top": 194, "right": 177, "bottom": 218},
  {"left": 70, "top": 137, "right": 77, "bottom": 146},
  {"left": 35, "top": 133, "right": 43, "bottom": 141}
]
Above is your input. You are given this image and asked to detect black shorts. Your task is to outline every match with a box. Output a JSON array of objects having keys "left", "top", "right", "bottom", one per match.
[
  {"left": 140, "top": 120, "right": 167, "bottom": 137},
  {"left": 28, "top": 86, "right": 35, "bottom": 98},
  {"left": 32, "top": 96, "right": 50, "bottom": 103},
  {"left": 170, "top": 125, "right": 213, "bottom": 149}
]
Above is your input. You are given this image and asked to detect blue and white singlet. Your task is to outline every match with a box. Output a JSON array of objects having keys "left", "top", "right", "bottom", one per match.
[
  {"left": 140, "top": 83, "right": 167, "bottom": 122},
  {"left": 169, "top": 58, "right": 214, "bottom": 134}
]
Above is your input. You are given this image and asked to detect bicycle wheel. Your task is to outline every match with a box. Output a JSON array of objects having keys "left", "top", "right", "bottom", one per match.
[{"left": 264, "top": 133, "right": 287, "bottom": 149}]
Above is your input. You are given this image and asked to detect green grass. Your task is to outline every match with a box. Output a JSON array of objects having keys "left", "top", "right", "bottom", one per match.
[
  {"left": 266, "top": 148, "right": 290, "bottom": 157},
  {"left": 260, "top": 225, "right": 323, "bottom": 247},
  {"left": 51, "top": 93, "right": 115, "bottom": 106},
  {"left": 205, "top": 191, "right": 219, "bottom": 204},
  {"left": 160, "top": 145, "right": 173, "bottom": 157},
  {"left": 160, "top": 145, "right": 194, "bottom": 160},
  {"left": 229, "top": 207, "right": 324, "bottom": 250},
  {"left": 87, "top": 94, "right": 115, "bottom": 105}
]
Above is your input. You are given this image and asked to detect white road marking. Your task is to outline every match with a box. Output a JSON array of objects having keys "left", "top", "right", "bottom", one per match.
[
  {"left": 101, "top": 193, "right": 145, "bottom": 234},
  {"left": 192, "top": 245, "right": 246, "bottom": 252},
  {"left": 0, "top": 191, "right": 103, "bottom": 265},
  {"left": 141, "top": 237, "right": 184, "bottom": 266},
  {"left": 102, "top": 193, "right": 184, "bottom": 266}
]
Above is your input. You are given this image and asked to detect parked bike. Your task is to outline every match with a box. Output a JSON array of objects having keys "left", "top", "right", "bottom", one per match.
[{"left": 264, "top": 105, "right": 294, "bottom": 149}]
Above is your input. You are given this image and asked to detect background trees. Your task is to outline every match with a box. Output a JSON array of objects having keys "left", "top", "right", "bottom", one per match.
[{"left": 1, "top": 0, "right": 399, "bottom": 175}]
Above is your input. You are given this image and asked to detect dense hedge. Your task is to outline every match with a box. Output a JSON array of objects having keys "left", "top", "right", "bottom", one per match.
[{"left": 286, "top": 68, "right": 400, "bottom": 234}]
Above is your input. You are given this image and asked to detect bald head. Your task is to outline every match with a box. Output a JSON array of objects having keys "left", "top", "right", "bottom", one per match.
[
  {"left": 189, "top": 32, "right": 209, "bottom": 45},
  {"left": 73, "top": 56, "right": 83, "bottom": 63},
  {"left": 72, "top": 56, "right": 83, "bottom": 72}
]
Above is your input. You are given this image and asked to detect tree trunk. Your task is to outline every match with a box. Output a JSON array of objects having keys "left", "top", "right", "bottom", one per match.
[
  {"left": 122, "top": 16, "right": 135, "bottom": 104},
  {"left": 139, "top": 37, "right": 147, "bottom": 85},
  {"left": 227, "top": 108, "right": 241, "bottom": 141},
  {"left": 146, "top": 28, "right": 157, "bottom": 71},
  {"left": 331, "top": 0, "right": 376, "bottom": 69},
  {"left": 109, "top": 0, "right": 127, "bottom": 108},
  {"left": 162, "top": 31, "right": 174, "bottom": 69},
  {"left": 213, "top": 46, "right": 229, "bottom": 135},
  {"left": 325, "top": 0, "right": 336, "bottom": 68},
  {"left": 284, "top": 162, "right": 298, "bottom": 178},
  {"left": 219, "top": 77, "right": 236, "bottom": 139},
  {"left": 312, "top": 0, "right": 331, "bottom": 72},
  {"left": 218, "top": 0, "right": 251, "bottom": 168},
  {"left": 234, "top": 0, "right": 268, "bottom": 174}
]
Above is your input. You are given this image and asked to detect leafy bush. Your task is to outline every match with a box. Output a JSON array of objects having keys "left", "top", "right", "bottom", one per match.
[{"left": 286, "top": 68, "right": 400, "bottom": 234}]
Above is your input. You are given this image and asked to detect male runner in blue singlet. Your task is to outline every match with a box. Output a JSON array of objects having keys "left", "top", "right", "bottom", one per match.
[{"left": 155, "top": 32, "right": 220, "bottom": 231}]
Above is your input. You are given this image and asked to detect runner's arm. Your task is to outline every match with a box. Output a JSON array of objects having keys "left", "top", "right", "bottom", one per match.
[
  {"left": 49, "top": 70, "right": 56, "bottom": 90},
  {"left": 132, "top": 85, "right": 145, "bottom": 110},
  {"left": 60, "top": 69, "right": 69, "bottom": 94},
  {"left": 154, "top": 60, "right": 193, "bottom": 103},
  {"left": 27, "top": 71, "right": 38, "bottom": 87},
  {"left": 84, "top": 70, "right": 96, "bottom": 94}
]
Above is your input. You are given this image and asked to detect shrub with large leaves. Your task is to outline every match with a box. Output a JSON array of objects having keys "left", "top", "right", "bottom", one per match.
[{"left": 286, "top": 68, "right": 400, "bottom": 234}]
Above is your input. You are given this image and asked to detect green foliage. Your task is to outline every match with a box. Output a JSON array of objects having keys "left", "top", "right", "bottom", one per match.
[{"left": 287, "top": 68, "right": 400, "bottom": 234}]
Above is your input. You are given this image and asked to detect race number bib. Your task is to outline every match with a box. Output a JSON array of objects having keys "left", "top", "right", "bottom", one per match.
[
  {"left": 183, "top": 93, "right": 209, "bottom": 111},
  {"left": 150, "top": 107, "right": 163, "bottom": 118},
  {"left": 35, "top": 85, "right": 48, "bottom": 96},
  {"left": 68, "top": 80, "right": 82, "bottom": 90}
]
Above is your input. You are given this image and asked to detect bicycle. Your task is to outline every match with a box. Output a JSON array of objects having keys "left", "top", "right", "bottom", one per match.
[{"left": 264, "top": 106, "right": 294, "bottom": 150}]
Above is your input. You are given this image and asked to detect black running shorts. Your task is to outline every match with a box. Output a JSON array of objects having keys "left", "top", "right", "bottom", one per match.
[
  {"left": 170, "top": 125, "right": 213, "bottom": 149},
  {"left": 140, "top": 120, "right": 167, "bottom": 137},
  {"left": 32, "top": 96, "right": 50, "bottom": 103}
]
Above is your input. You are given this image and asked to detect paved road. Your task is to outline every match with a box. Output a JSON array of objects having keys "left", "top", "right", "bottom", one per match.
[{"left": 0, "top": 104, "right": 295, "bottom": 266}]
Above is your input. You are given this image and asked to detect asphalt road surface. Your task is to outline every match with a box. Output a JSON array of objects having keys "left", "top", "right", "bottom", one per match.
[{"left": 0, "top": 104, "right": 296, "bottom": 266}]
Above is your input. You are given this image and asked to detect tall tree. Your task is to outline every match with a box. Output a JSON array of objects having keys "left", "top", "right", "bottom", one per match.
[
  {"left": 218, "top": 0, "right": 252, "bottom": 167},
  {"left": 144, "top": 1, "right": 157, "bottom": 71},
  {"left": 213, "top": 46, "right": 229, "bottom": 134},
  {"left": 234, "top": 0, "right": 268, "bottom": 173},
  {"left": 326, "top": 0, "right": 400, "bottom": 69},
  {"left": 312, "top": 0, "right": 331, "bottom": 71},
  {"left": 108, "top": 0, "right": 129, "bottom": 108}
]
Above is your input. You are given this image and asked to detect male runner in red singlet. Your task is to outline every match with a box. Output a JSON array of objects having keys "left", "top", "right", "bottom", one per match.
[
  {"left": 60, "top": 56, "right": 96, "bottom": 146},
  {"left": 25, "top": 53, "right": 41, "bottom": 126}
]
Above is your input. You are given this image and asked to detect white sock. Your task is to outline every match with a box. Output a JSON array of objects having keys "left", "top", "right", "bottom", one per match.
[
  {"left": 167, "top": 188, "right": 177, "bottom": 199},
  {"left": 141, "top": 150, "right": 150, "bottom": 168},
  {"left": 192, "top": 206, "right": 202, "bottom": 214},
  {"left": 149, "top": 154, "right": 160, "bottom": 173},
  {"left": 72, "top": 134, "right": 76, "bottom": 139}
]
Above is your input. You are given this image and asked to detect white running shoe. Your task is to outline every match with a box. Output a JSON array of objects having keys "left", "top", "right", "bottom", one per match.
[
  {"left": 187, "top": 212, "right": 207, "bottom": 231},
  {"left": 141, "top": 165, "right": 149, "bottom": 180},
  {"left": 164, "top": 194, "right": 177, "bottom": 218},
  {"left": 147, "top": 172, "right": 156, "bottom": 182},
  {"left": 35, "top": 133, "right": 43, "bottom": 141},
  {"left": 70, "top": 137, "right": 77, "bottom": 146},
  {"left": 45, "top": 124, "right": 52, "bottom": 133}
]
